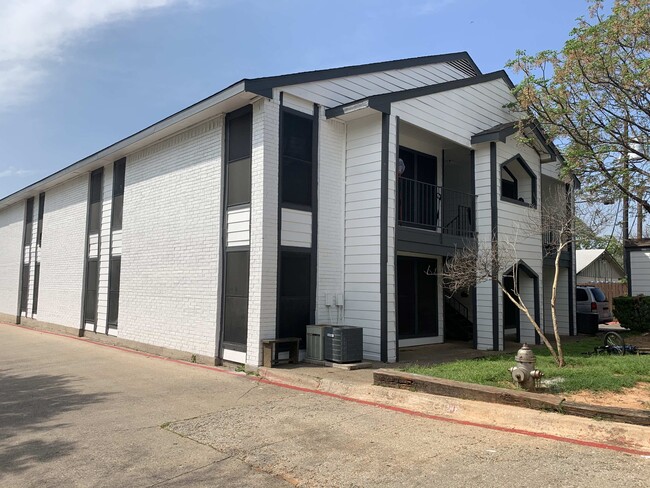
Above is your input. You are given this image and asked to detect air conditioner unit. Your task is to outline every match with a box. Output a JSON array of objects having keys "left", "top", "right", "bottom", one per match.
[
  {"left": 324, "top": 326, "right": 363, "bottom": 363},
  {"left": 306, "top": 324, "right": 328, "bottom": 361}
]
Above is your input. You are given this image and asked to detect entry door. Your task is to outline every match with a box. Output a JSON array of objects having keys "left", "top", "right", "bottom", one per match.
[{"left": 397, "top": 256, "right": 438, "bottom": 339}]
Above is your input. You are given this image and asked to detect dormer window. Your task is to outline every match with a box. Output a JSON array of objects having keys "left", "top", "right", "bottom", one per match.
[{"left": 501, "top": 155, "right": 536, "bottom": 207}]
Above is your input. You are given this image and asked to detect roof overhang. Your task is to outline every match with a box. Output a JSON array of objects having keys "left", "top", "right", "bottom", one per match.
[
  {"left": 326, "top": 70, "right": 512, "bottom": 119},
  {"left": 471, "top": 121, "right": 563, "bottom": 165},
  {"left": 0, "top": 81, "right": 258, "bottom": 211}
]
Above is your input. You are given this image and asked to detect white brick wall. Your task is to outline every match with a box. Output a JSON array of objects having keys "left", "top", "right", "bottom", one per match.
[
  {"left": 246, "top": 99, "right": 279, "bottom": 366},
  {"left": 38, "top": 175, "right": 88, "bottom": 329},
  {"left": 25, "top": 199, "right": 38, "bottom": 317},
  {"left": 118, "top": 117, "right": 222, "bottom": 358},
  {"left": 0, "top": 201, "right": 25, "bottom": 318},
  {"left": 96, "top": 164, "right": 113, "bottom": 334}
]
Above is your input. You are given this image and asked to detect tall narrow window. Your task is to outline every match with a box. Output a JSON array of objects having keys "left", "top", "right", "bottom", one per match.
[
  {"left": 88, "top": 170, "right": 103, "bottom": 232},
  {"left": 277, "top": 250, "right": 311, "bottom": 343},
  {"left": 222, "top": 107, "right": 252, "bottom": 350},
  {"left": 84, "top": 169, "right": 103, "bottom": 325},
  {"left": 223, "top": 251, "right": 250, "bottom": 348},
  {"left": 20, "top": 197, "right": 34, "bottom": 314},
  {"left": 32, "top": 192, "right": 45, "bottom": 315},
  {"left": 111, "top": 158, "right": 126, "bottom": 230},
  {"left": 226, "top": 109, "right": 252, "bottom": 207},
  {"left": 107, "top": 256, "right": 121, "bottom": 327},
  {"left": 84, "top": 259, "right": 99, "bottom": 323},
  {"left": 107, "top": 158, "right": 125, "bottom": 329},
  {"left": 281, "top": 111, "right": 313, "bottom": 207}
]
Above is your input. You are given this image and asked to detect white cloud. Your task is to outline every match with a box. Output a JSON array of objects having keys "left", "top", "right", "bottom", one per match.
[
  {"left": 0, "top": 0, "right": 190, "bottom": 109},
  {"left": 0, "top": 166, "right": 36, "bottom": 179}
]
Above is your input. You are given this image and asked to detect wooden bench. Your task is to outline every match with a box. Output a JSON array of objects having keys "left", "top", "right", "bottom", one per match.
[{"left": 262, "top": 337, "right": 301, "bottom": 368}]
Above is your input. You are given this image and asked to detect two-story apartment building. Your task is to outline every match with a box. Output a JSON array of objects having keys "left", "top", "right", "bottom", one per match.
[{"left": 0, "top": 52, "right": 576, "bottom": 366}]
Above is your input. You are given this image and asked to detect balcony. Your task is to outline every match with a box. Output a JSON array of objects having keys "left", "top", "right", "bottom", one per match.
[{"left": 397, "top": 177, "right": 476, "bottom": 238}]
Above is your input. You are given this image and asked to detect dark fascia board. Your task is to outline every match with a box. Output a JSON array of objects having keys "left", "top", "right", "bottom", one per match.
[
  {"left": 245, "top": 51, "right": 481, "bottom": 98},
  {"left": 326, "top": 70, "right": 511, "bottom": 119},
  {"left": 0, "top": 79, "right": 248, "bottom": 209},
  {"left": 472, "top": 121, "right": 563, "bottom": 165},
  {"left": 504, "top": 259, "right": 539, "bottom": 280}
]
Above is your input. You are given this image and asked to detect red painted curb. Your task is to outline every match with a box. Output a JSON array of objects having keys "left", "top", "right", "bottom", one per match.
[{"left": 4, "top": 322, "right": 650, "bottom": 457}]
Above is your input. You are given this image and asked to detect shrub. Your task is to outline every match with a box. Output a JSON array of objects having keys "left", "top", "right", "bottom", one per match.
[{"left": 613, "top": 296, "right": 650, "bottom": 332}]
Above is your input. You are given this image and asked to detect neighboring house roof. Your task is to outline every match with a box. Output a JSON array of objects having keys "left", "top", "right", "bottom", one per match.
[{"left": 576, "top": 249, "right": 625, "bottom": 276}]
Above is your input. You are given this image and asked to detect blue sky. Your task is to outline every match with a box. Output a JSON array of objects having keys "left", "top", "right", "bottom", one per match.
[{"left": 0, "top": 0, "right": 596, "bottom": 199}]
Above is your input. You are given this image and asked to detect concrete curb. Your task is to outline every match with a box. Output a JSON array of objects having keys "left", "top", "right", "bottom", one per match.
[
  {"left": 258, "top": 366, "right": 650, "bottom": 453},
  {"left": 374, "top": 369, "right": 650, "bottom": 427}
]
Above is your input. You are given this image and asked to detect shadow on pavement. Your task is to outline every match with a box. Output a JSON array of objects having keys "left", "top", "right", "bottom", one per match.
[{"left": 0, "top": 370, "right": 110, "bottom": 476}]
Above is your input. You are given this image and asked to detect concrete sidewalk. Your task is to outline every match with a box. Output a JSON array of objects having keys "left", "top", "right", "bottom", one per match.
[
  {"left": 258, "top": 361, "right": 650, "bottom": 454},
  {"left": 2, "top": 323, "right": 649, "bottom": 488}
]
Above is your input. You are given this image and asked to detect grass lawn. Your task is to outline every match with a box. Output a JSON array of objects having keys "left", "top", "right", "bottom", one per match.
[{"left": 404, "top": 335, "right": 650, "bottom": 394}]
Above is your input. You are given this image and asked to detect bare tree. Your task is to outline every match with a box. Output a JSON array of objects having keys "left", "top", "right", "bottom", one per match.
[{"left": 443, "top": 186, "right": 574, "bottom": 367}]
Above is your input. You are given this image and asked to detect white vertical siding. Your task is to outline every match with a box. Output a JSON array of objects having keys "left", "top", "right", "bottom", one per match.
[
  {"left": 246, "top": 99, "right": 279, "bottom": 366},
  {"left": 392, "top": 79, "right": 514, "bottom": 147},
  {"left": 497, "top": 137, "right": 544, "bottom": 345},
  {"left": 226, "top": 207, "right": 251, "bottom": 247},
  {"left": 281, "top": 208, "right": 312, "bottom": 248},
  {"left": 38, "top": 175, "right": 88, "bottom": 329},
  {"left": 282, "top": 93, "right": 314, "bottom": 115},
  {"left": 473, "top": 143, "right": 495, "bottom": 350},
  {"left": 119, "top": 117, "right": 222, "bottom": 358},
  {"left": 279, "top": 61, "right": 471, "bottom": 108},
  {"left": 0, "top": 202, "right": 24, "bottom": 318},
  {"left": 316, "top": 115, "right": 346, "bottom": 325},
  {"left": 630, "top": 250, "right": 650, "bottom": 295},
  {"left": 386, "top": 114, "right": 397, "bottom": 362},
  {"left": 343, "top": 113, "right": 383, "bottom": 360}
]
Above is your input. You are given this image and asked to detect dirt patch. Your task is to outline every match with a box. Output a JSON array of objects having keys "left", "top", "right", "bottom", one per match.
[
  {"left": 566, "top": 383, "right": 650, "bottom": 411},
  {"left": 628, "top": 333, "right": 650, "bottom": 348}
]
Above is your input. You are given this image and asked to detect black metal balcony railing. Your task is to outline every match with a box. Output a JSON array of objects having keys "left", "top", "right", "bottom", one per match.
[{"left": 397, "top": 177, "right": 476, "bottom": 238}]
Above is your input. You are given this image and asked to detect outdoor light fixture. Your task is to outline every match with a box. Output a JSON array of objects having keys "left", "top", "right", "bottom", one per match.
[{"left": 397, "top": 158, "right": 405, "bottom": 176}]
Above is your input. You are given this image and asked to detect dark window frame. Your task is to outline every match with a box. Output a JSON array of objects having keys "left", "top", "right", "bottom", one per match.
[
  {"left": 225, "top": 106, "right": 253, "bottom": 209},
  {"left": 88, "top": 169, "right": 103, "bottom": 233},
  {"left": 500, "top": 154, "right": 537, "bottom": 208},
  {"left": 23, "top": 197, "right": 34, "bottom": 246},
  {"left": 111, "top": 158, "right": 126, "bottom": 231},
  {"left": 222, "top": 249, "right": 250, "bottom": 351},
  {"left": 36, "top": 193, "right": 45, "bottom": 246},
  {"left": 280, "top": 108, "right": 315, "bottom": 208},
  {"left": 277, "top": 247, "right": 312, "bottom": 344},
  {"left": 107, "top": 256, "right": 121, "bottom": 328}
]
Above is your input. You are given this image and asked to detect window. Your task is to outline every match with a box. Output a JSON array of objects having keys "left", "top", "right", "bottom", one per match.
[
  {"left": 223, "top": 251, "right": 249, "bottom": 348},
  {"left": 500, "top": 155, "right": 536, "bottom": 207},
  {"left": 84, "top": 259, "right": 99, "bottom": 322},
  {"left": 23, "top": 197, "right": 34, "bottom": 246},
  {"left": 281, "top": 111, "right": 314, "bottom": 207},
  {"left": 278, "top": 250, "right": 311, "bottom": 343},
  {"left": 88, "top": 169, "right": 103, "bottom": 232},
  {"left": 32, "top": 263, "right": 41, "bottom": 314},
  {"left": 37, "top": 193, "right": 45, "bottom": 246},
  {"left": 226, "top": 108, "right": 252, "bottom": 207},
  {"left": 111, "top": 159, "right": 126, "bottom": 231},
  {"left": 576, "top": 288, "right": 589, "bottom": 301},
  {"left": 107, "top": 256, "right": 121, "bottom": 327}
]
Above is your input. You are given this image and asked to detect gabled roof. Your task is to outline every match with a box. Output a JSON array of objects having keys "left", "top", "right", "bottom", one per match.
[
  {"left": 244, "top": 52, "right": 481, "bottom": 98},
  {"left": 325, "top": 70, "right": 510, "bottom": 118},
  {"left": 576, "top": 249, "right": 625, "bottom": 275},
  {"left": 471, "top": 121, "right": 563, "bottom": 165}
]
